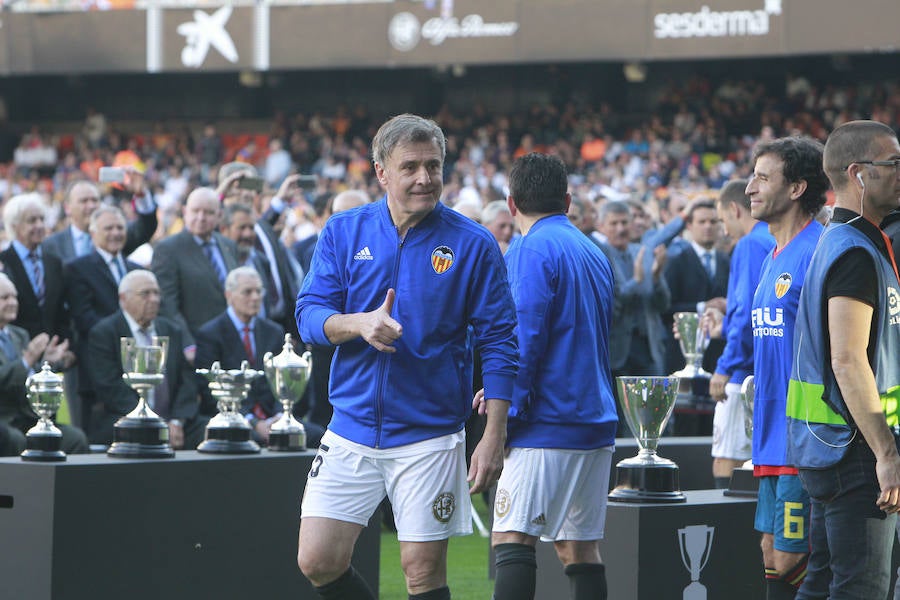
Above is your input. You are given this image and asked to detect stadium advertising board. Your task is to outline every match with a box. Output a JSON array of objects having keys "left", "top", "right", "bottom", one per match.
[{"left": 0, "top": 0, "right": 895, "bottom": 74}]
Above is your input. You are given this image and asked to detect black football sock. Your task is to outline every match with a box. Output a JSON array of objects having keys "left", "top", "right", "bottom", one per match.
[
  {"left": 565, "top": 562, "right": 607, "bottom": 600},
  {"left": 313, "top": 566, "right": 376, "bottom": 600},
  {"left": 493, "top": 543, "right": 537, "bottom": 600}
]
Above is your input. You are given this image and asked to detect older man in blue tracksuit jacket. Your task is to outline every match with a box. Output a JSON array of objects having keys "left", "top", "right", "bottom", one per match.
[{"left": 295, "top": 114, "right": 517, "bottom": 600}]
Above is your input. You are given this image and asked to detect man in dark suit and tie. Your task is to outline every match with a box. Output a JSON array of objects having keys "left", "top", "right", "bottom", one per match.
[
  {"left": 88, "top": 270, "right": 207, "bottom": 449},
  {"left": 66, "top": 205, "right": 142, "bottom": 433},
  {"left": 151, "top": 187, "right": 239, "bottom": 364},
  {"left": 42, "top": 177, "right": 157, "bottom": 265},
  {"left": 0, "top": 193, "right": 73, "bottom": 354},
  {"left": 195, "top": 266, "right": 323, "bottom": 447},
  {"left": 0, "top": 272, "right": 88, "bottom": 455},
  {"left": 663, "top": 198, "right": 730, "bottom": 374}
]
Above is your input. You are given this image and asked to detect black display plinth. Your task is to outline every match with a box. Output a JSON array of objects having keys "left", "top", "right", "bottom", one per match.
[
  {"left": 0, "top": 451, "right": 379, "bottom": 599},
  {"left": 535, "top": 490, "right": 761, "bottom": 599}
]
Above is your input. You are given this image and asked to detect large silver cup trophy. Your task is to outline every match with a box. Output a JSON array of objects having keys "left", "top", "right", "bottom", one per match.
[
  {"left": 672, "top": 312, "right": 711, "bottom": 396},
  {"left": 609, "top": 376, "right": 686, "bottom": 503},
  {"left": 263, "top": 334, "right": 312, "bottom": 452},
  {"left": 20, "top": 362, "right": 66, "bottom": 462},
  {"left": 724, "top": 375, "right": 758, "bottom": 497},
  {"left": 196, "top": 361, "right": 262, "bottom": 454},
  {"left": 107, "top": 336, "right": 174, "bottom": 458}
]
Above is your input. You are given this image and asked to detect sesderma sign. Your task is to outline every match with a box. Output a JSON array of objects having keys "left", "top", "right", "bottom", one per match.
[{"left": 653, "top": 0, "right": 782, "bottom": 39}]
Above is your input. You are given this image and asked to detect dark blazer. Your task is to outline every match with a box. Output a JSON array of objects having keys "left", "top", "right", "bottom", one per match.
[
  {"left": 65, "top": 250, "right": 142, "bottom": 394},
  {"left": 0, "top": 324, "right": 36, "bottom": 426},
  {"left": 0, "top": 245, "right": 69, "bottom": 340},
  {"left": 150, "top": 231, "right": 239, "bottom": 347},
  {"left": 663, "top": 246, "right": 730, "bottom": 374},
  {"left": 254, "top": 220, "right": 301, "bottom": 336},
  {"left": 43, "top": 210, "right": 158, "bottom": 265},
  {"left": 66, "top": 250, "right": 142, "bottom": 339},
  {"left": 194, "top": 312, "right": 284, "bottom": 417},
  {"left": 664, "top": 247, "right": 730, "bottom": 316},
  {"left": 88, "top": 311, "right": 200, "bottom": 442}
]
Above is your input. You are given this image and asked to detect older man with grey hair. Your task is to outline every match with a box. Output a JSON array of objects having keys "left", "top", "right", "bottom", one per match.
[
  {"left": 0, "top": 193, "right": 73, "bottom": 349},
  {"left": 296, "top": 114, "right": 516, "bottom": 600},
  {"left": 88, "top": 270, "right": 206, "bottom": 448},
  {"left": 43, "top": 177, "right": 157, "bottom": 265},
  {"left": 0, "top": 271, "right": 88, "bottom": 456}
]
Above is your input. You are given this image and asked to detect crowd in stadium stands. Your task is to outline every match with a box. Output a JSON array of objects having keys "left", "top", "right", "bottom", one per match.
[
  {"left": 1, "top": 73, "right": 898, "bottom": 253},
  {"left": 0, "top": 69, "right": 897, "bottom": 455}
]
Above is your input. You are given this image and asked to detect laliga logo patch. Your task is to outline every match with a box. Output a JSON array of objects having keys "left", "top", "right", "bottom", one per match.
[
  {"left": 431, "top": 245, "right": 455, "bottom": 274},
  {"left": 888, "top": 287, "right": 900, "bottom": 317},
  {"left": 774, "top": 272, "right": 792, "bottom": 299}
]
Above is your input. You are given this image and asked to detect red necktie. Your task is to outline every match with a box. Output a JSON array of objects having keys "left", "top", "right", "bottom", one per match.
[{"left": 242, "top": 325, "right": 254, "bottom": 363}]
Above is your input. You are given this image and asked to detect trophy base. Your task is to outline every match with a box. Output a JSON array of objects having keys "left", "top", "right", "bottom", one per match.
[
  {"left": 267, "top": 429, "right": 306, "bottom": 452},
  {"left": 198, "top": 425, "right": 261, "bottom": 454},
  {"left": 21, "top": 432, "right": 66, "bottom": 462},
  {"left": 609, "top": 459, "right": 686, "bottom": 503},
  {"left": 723, "top": 466, "right": 759, "bottom": 497},
  {"left": 107, "top": 415, "right": 175, "bottom": 459}
]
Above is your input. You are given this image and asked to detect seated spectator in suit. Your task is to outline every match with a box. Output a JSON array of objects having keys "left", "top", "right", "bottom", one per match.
[
  {"left": 88, "top": 270, "right": 207, "bottom": 449},
  {"left": 66, "top": 205, "right": 143, "bottom": 433},
  {"left": 195, "top": 267, "right": 324, "bottom": 447},
  {"left": 151, "top": 187, "right": 239, "bottom": 364},
  {"left": 43, "top": 178, "right": 157, "bottom": 265},
  {"left": 0, "top": 273, "right": 88, "bottom": 455}
]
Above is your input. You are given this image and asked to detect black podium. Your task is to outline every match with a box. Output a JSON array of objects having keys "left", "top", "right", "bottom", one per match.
[
  {"left": 536, "top": 490, "right": 761, "bottom": 599},
  {"left": 0, "top": 451, "right": 380, "bottom": 599}
]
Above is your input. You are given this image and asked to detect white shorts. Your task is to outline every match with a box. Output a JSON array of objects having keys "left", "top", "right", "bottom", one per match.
[
  {"left": 300, "top": 430, "right": 472, "bottom": 542},
  {"left": 492, "top": 446, "right": 613, "bottom": 542},
  {"left": 711, "top": 382, "right": 752, "bottom": 460}
]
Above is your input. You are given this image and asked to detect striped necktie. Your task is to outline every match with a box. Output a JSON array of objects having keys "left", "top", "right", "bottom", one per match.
[
  {"left": 28, "top": 251, "right": 44, "bottom": 305},
  {"left": 203, "top": 241, "right": 227, "bottom": 285}
]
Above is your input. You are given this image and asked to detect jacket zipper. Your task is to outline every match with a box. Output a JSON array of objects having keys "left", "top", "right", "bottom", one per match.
[{"left": 374, "top": 227, "right": 407, "bottom": 448}]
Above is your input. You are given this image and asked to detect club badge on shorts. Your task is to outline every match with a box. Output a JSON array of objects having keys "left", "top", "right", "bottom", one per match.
[
  {"left": 774, "top": 272, "right": 792, "bottom": 299},
  {"left": 432, "top": 492, "right": 456, "bottom": 523},
  {"left": 431, "top": 245, "right": 454, "bottom": 274},
  {"left": 494, "top": 488, "right": 511, "bottom": 518}
]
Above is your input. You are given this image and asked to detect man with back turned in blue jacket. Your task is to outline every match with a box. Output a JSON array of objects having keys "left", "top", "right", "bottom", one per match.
[
  {"left": 295, "top": 114, "right": 518, "bottom": 600},
  {"left": 481, "top": 152, "right": 617, "bottom": 600}
]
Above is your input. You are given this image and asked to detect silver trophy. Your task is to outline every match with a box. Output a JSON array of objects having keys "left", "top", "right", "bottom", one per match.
[
  {"left": 263, "top": 334, "right": 312, "bottom": 452},
  {"left": 108, "top": 336, "right": 174, "bottom": 458},
  {"left": 196, "top": 360, "right": 263, "bottom": 454},
  {"left": 672, "top": 312, "right": 711, "bottom": 396},
  {"left": 609, "top": 376, "right": 686, "bottom": 503},
  {"left": 678, "top": 525, "right": 715, "bottom": 599},
  {"left": 20, "top": 362, "right": 66, "bottom": 462},
  {"left": 724, "top": 375, "right": 757, "bottom": 497}
]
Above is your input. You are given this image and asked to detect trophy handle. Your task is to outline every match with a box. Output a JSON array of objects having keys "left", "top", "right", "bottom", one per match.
[
  {"left": 677, "top": 529, "right": 692, "bottom": 573},
  {"left": 696, "top": 528, "right": 714, "bottom": 573}
]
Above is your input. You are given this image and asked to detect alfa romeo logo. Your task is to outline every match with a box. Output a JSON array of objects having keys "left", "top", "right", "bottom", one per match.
[
  {"left": 388, "top": 12, "right": 421, "bottom": 52},
  {"left": 432, "top": 492, "right": 456, "bottom": 523},
  {"left": 494, "top": 488, "right": 511, "bottom": 517}
]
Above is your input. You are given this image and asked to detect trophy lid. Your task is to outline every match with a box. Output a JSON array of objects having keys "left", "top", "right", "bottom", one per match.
[
  {"left": 27, "top": 362, "right": 64, "bottom": 394},
  {"left": 265, "top": 334, "right": 309, "bottom": 370}
]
